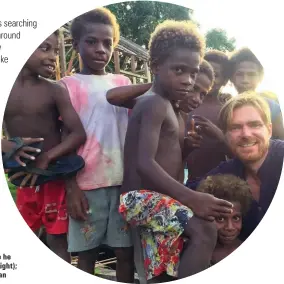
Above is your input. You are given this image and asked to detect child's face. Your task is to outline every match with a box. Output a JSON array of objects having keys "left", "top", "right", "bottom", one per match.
[
  {"left": 75, "top": 23, "right": 114, "bottom": 75},
  {"left": 215, "top": 202, "right": 242, "bottom": 245},
  {"left": 152, "top": 48, "right": 200, "bottom": 103},
  {"left": 209, "top": 61, "right": 226, "bottom": 93},
  {"left": 25, "top": 33, "right": 58, "bottom": 78},
  {"left": 179, "top": 72, "right": 212, "bottom": 113},
  {"left": 231, "top": 61, "right": 262, "bottom": 94}
]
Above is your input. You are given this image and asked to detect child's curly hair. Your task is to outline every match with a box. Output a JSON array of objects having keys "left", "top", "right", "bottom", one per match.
[
  {"left": 197, "top": 174, "right": 252, "bottom": 215},
  {"left": 228, "top": 47, "right": 264, "bottom": 80},
  {"left": 70, "top": 7, "right": 120, "bottom": 47},
  {"left": 200, "top": 60, "right": 215, "bottom": 89},
  {"left": 204, "top": 49, "right": 230, "bottom": 83},
  {"left": 148, "top": 20, "right": 205, "bottom": 68}
]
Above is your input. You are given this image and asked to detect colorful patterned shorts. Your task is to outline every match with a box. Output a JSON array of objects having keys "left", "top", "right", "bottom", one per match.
[{"left": 119, "top": 190, "right": 194, "bottom": 279}]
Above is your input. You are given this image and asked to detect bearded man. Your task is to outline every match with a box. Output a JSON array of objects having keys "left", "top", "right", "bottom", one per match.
[{"left": 187, "top": 92, "right": 284, "bottom": 240}]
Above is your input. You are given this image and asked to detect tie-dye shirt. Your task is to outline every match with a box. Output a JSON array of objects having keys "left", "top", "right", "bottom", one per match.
[{"left": 61, "top": 73, "right": 131, "bottom": 190}]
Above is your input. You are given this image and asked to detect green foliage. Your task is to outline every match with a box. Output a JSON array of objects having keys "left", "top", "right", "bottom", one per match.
[
  {"left": 106, "top": 1, "right": 192, "bottom": 47},
  {"left": 6, "top": 175, "right": 16, "bottom": 201},
  {"left": 205, "top": 28, "right": 236, "bottom": 52}
]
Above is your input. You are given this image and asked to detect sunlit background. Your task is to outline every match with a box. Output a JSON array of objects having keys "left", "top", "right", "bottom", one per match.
[{"left": 190, "top": 0, "right": 282, "bottom": 97}]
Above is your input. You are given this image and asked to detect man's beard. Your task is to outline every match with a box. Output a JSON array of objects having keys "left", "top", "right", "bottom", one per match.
[{"left": 233, "top": 138, "right": 269, "bottom": 164}]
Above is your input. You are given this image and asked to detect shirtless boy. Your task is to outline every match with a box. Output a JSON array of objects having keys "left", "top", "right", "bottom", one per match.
[
  {"left": 118, "top": 20, "right": 233, "bottom": 280},
  {"left": 107, "top": 59, "right": 215, "bottom": 118},
  {"left": 185, "top": 50, "right": 231, "bottom": 185},
  {"left": 3, "top": 30, "right": 86, "bottom": 261}
]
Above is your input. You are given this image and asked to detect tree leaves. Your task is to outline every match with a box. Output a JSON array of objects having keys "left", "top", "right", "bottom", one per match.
[
  {"left": 205, "top": 28, "right": 236, "bottom": 52},
  {"left": 107, "top": 1, "right": 192, "bottom": 48}
]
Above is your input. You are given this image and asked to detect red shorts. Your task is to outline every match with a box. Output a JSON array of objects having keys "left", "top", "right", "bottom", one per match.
[{"left": 16, "top": 180, "right": 68, "bottom": 234}]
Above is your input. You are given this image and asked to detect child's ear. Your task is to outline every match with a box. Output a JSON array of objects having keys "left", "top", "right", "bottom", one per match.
[
  {"left": 151, "top": 63, "right": 159, "bottom": 76},
  {"left": 72, "top": 39, "right": 79, "bottom": 53}
]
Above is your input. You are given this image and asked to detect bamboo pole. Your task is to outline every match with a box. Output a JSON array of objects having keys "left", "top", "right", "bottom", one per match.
[
  {"left": 78, "top": 53, "right": 83, "bottom": 71},
  {"left": 71, "top": 256, "right": 117, "bottom": 268},
  {"left": 114, "top": 50, "right": 120, "bottom": 74},
  {"left": 131, "top": 55, "right": 137, "bottom": 84},
  {"left": 55, "top": 56, "right": 61, "bottom": 80},
  {"left": 144, "top": 61, "right": 151, "bottom": 83},
  {"left": 66, "top": 49, "right": 76, "bottom": 75},
  {"left": 58, "top": 28, "right": 66, "bottom": 78}
]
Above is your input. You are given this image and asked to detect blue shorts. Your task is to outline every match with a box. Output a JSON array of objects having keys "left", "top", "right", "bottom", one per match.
[{"left": 67, "top": 186, "right": 133, "bottom": 252}]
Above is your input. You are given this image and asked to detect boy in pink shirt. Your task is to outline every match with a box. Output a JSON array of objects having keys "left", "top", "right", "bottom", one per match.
[{"left": 60, "top": 8, "right": 133, "bottom": 282}]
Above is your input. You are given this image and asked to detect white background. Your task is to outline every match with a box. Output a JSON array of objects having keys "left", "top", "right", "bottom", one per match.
[{"left": 0, "top": 0, "right": 283, "bottom": 283}]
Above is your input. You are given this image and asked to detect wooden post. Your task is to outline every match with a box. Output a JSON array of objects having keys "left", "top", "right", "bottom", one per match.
[
  {"left": 114, "top": 50, "right": 120, "bottom": 74},
  {"left": 58, "top": 28, "right": 66, "bottom": 78},
  {"left": 66, "top": 49, "right": 76, "bottom": 75},
  {"left": 55, "top": 56, "right": 61, "bottom": 80},
  {"left": 131, "top": 55, "right": 137, "bottom": 84},
  {"left": 144, "top": 61, "right": 151, "bottom": 82},
  {"left": 78, "top": 53, "right": 83, "bottom": 71}
]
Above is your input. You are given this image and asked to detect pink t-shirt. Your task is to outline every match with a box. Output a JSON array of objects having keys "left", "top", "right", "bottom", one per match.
[{"left": 61, "top": 73, "right": 131, "bottom": 190}]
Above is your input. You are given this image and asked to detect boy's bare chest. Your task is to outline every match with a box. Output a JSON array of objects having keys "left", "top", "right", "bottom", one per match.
[
  {"left": 5, "top": 86, "right": 55, "bottom": 118},
  {"left": 161, "top": 111, "right": 185, "bottom": 148}
]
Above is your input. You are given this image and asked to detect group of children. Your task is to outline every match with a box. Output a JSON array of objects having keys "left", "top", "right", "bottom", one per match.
[{"left": 2, "top": 6, "right": 281, "bottom": 283}]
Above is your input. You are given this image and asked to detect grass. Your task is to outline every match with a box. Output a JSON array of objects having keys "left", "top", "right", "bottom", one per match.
[{"left": 6, "top": 175, "right": 16, "bottom": 201}]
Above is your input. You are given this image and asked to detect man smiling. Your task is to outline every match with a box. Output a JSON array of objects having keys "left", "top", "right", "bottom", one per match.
[{"left": 187, "top": 92, "right": 284, "bottom": 240}]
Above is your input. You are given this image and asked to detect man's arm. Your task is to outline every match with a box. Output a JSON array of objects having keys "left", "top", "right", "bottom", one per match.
[
  {"left": 106, "top": 83, "right": 152, "bottom": 109},
  {"left": 46, "top": 83, "right": 86, "bottom": 162}
]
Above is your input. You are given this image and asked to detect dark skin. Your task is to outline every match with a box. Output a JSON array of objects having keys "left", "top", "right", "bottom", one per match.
[
  {"left": 122, "top": 48, "right": 233, "bottom": 278},
  {"left": 106, "top": 71, "right": 211, "bottom": 112},
  {"left": 179, "top": 71, "right": 214, "bottom": 182},
  {"left": 68, "top": 23, "right": 134, "bottom": 283},
  {"left": 74, "top": 23, "right": 114, "bottom": 75},
  {"left": 212, "top": 202, "right": 243, "bottom": 265},
  {"left": 211, "top": 239, "right": 242, "bottom": 265},
  {"left": 2, "top": 137, "right": 43, "bottom": 167},
  {"left": 3, "top": 33, "right": 86, "bottom": 262},
  {"left": 106, "top": 67, "right": 213, "bottom": 173},
  {"left": 231, "top": 60, "right": 284, "bottom": 139},
  {"left": 106, "top": 82, "right": 152, "bottom": 109},
  {"left": 186, "top": 61, "right": 231, "bottom": 181}
]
